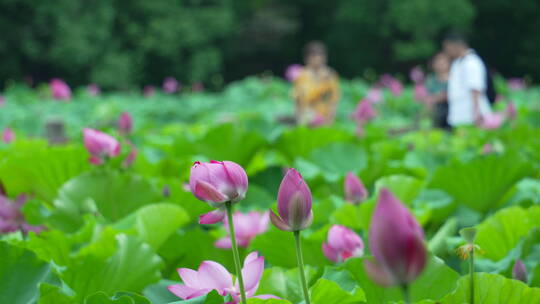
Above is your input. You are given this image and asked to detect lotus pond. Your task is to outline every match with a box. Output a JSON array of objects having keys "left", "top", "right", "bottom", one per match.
[{"left": 1, "top": 77, "right": 540, "bottom": 304}]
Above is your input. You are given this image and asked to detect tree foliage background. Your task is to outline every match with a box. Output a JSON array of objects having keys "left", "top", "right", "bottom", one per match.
[{"left": 0, "top": 0, "right": 538, "bottom": 89}]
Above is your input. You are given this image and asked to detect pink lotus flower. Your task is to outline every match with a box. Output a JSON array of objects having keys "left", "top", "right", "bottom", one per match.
[
  {"left": 364, "top": 188, "right": 426, "bottom": 286},
  {"left": 366, "top": 87, "right": 383, "bottom": 104},
  {"left": 83, "top": 128, "right": 121, "bottom": 165},
  {"left": 163, "top": 77, "right": 180, "bottom": 94},
  {"left": 190, "top": 161, "right": 249, "bottom": 224},
  {"left": 143, "top": 85, "right": 156, "bottom": 98},
  {"left": 168, "top": 252, "right": 278, "bottom": 303},
  {"left": 118, "top": 112, "right": 133, "bottom": 135},
  {"left": 352, "top": 99, "right": 377, "bottom": 124},
  {"left": 508, "top": 78, "right": 525, "bottom": 91},
  {"left": 505, "top": 101, "right": 517, "bottom": 120},
  {"left": 122, "top": 145, "right": 137, "bottom": 168},
  {"left": 409, "top": 66, "right": 425, "bottom": 83},
  {"left": 87, "top": 84, "right": 100, "bottom": 96},
  {"left": 481, "top": 143, "right": 493, "bottom": 155},
  {"left": 215, "top": 211, "right": 269, "bottom": 249},
  {"left": 513, "top": 259, "right": 527, "bottom": 282},
  {"left": 269, "top": 168, "right": 313, "bottom": 231},
  {"left": 0, "top": 193, "right": 44, "bottom": 234},
  {"left": 344, "top": 172, "right": 368, "bottom": 204},
  {"left": 285, "top": 64, "right": 303, "bottom": 82},
  {"left": 0, "top": 96, "right": 5, "bottom": 107},
  {"left": 192, "top": 82, "right": 205, "bottom": 92},
  {"left": 480, "top": 113, "right": 505, "bottom": 130},
  {"left": 2, "top": 128, "right": 14, "bottom": 144},
  {"left": 309, "top": 114, "right": 326, "bottom": 127},
  {"left": 322, "top": 225, "right": 364, "bottom": 263},
  {"left": 49, "top": 78, "right": 71, "bottom": 101},
  {"left": 380, "top": 74, "right": 403, "bottom": 96},
  {"left": 414, "top": 83, "right": 428, "bottom": 102}
]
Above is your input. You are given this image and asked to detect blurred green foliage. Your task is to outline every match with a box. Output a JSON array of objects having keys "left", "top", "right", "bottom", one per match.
[{"left": 0, "top": 0, "right": 537, "bottom": 89}]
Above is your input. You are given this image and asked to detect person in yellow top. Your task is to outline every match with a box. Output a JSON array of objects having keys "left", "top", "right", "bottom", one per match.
[{"left": 293, "top": 41, "right": 341, "bottom": 125}]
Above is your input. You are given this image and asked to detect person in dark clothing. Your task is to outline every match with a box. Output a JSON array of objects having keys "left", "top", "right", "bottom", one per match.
[{"left": 425, "top": 52, "right": 451, "bottom": 129}]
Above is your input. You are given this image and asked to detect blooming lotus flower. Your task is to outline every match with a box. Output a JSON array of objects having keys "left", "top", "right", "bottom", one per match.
[
  {"left": 168, "top": 252, "right": 278, "bottom": 303},
  {"left": 366, "top": 87, "right": 383, "bottom": 103},
  {"left": 269, "top": 168, "right": 313, "bottom": 231},
  {"left": 344, "top": 172, "right": 368, "bottom": 204},
  {"left": 215, "top": 211, "right": 269, "bottom": 249},
  {"left": 190, "top": 161, "right": 249, "bottom": 224},
  {"left": 409, "top": 66, "right": 425, "bottom": 83},
  {"left": 364, "top": 188, "right": 427, "bottom": 286},
  {"left": 2, "top": 128, "right": 14, "bottom": 144},
  {"left": 87, "top": 84, "right": 100, "bottom": 96},
  {"left": 49, "top": 78, "right": 71, "bottom": 101},
  {"left": 505, "top": 101, "right": 517, "bottom": 120},
  {"left": 83, "top": 128, "right": 121, "bottom": 165},
  {"left": 513, "top": 260, "right": 527, "bottom": 282},
  {"left": 163, "top": 77, "right": 180, "bottom": 94},
  {"left": 143, "top": 85, "right": 156, "bottom": 98},
  {"left": 414, "top": 83, "right": 428, "bottom": 102},
  {"left": 0, "top": 194, "right": 44, "bottom": 234},
  {"left": 322, "top": 225, "right": 364, "bottom": 263},
  {"left": 285, "top": 64, "right": 303, "bottom": 82},
  {"left": 508, "top": 78, "right": 525, "bottom": 91},
  {"left": 480, "top": 113, "right": 505, "bottom": 130},
  {"left": 118, "top": 112, "right": 133, "bottom": 135},
  {"left": 352, "top": 99, "right": 377, "bottom": 124}
]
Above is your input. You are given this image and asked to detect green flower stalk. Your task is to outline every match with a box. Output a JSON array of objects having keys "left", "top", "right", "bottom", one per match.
[{"left": 457, "top": 227, "right": 480, "bottom": 304}]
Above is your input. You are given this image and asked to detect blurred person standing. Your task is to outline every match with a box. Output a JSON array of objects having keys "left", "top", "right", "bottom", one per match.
[
  {"left": 424, "top": 52, "right": 451, "bottom": 129},
  {"left": 293, "top": 41, "right": 340, "bottom": 125},
  {"left": 443, "top": 33, "right": 492, "bottom": 127}
]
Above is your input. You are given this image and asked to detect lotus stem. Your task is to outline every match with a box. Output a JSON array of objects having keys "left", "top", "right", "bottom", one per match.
[
  {"left": 294, "top": 230, "right": 311, "bottom": 304},
  {"left": 225, "top": 201, "right": 247, "bottom": 304}
]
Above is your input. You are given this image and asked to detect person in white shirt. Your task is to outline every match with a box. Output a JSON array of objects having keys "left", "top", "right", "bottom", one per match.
[{"left": 443, "top": 33, "right": 492, "bottom": 127}]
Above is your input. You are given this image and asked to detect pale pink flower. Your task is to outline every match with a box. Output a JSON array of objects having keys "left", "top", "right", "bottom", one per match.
[
  {"left": 83, "top": 128, "right": 121, "bottom": 165},
  {"left": 352, "top": 99, "right": 377, "bottom": 124},
  {"left": 168, "top": 252, "right": 279, "bottom": 303},
  {"left": 215, "top": 211, "right": 269, "bottom": 249},
  {"left": 163, "top": 77, "right": 180, "bottom": 94},
  {"left": 409, "top": 66, "right": 425, "bottom": 83},
  {"left": 118, "top": 112, "right": 133, "bottom": 135},
  {"left": 285, "top": 64, "right": 303, "bottom": 82},
  {"left": 0, "top": 96, "right": 5, "bottom": 107},
  {"left": 322, "top": 225, "right": 364, "bottom": 263},
  {"left": 50, "top": 78, "right": 71, "bottom": 101},
  {"left": 0, "top": 194, "right": 44, "bottom": 234},
  {"left": 344, "top": 172, "right": 368, "bottom": 204},
  {"left": 366, "top": 87, "right": 383, "bottom": 103},
  {"left": 2, "top": 128, "right": 15, "bottom": 144},
  {"left": 480, "top": 113, "right": 505, "bottom": 130}
]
